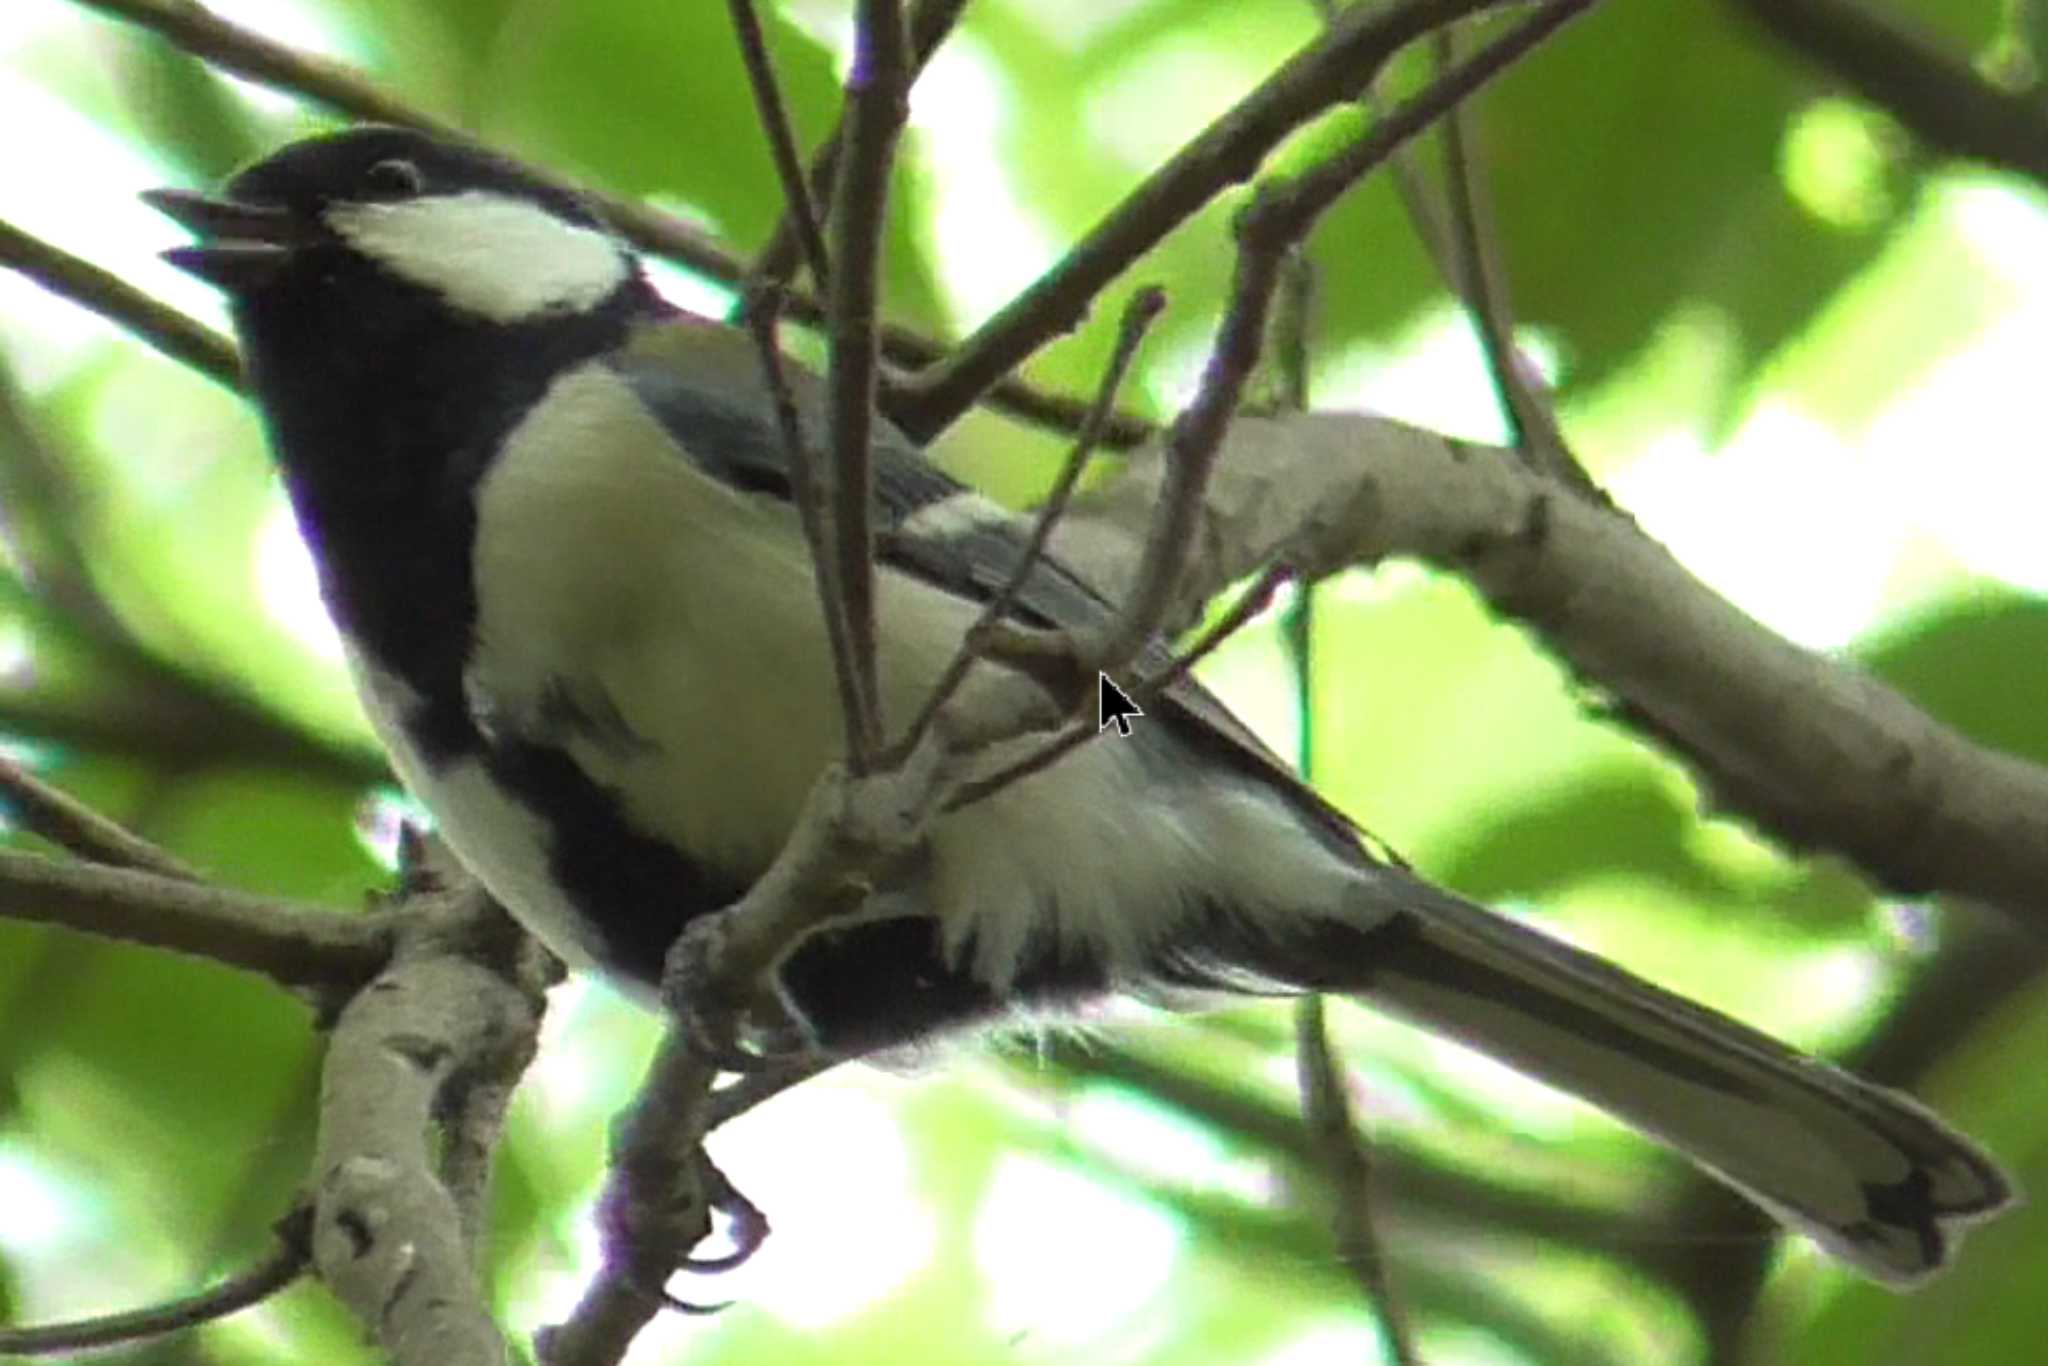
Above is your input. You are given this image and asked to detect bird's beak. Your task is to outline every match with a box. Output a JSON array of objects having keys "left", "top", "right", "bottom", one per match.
[{"left": 141, "top": 187, "right": 308, "bottom": 292}]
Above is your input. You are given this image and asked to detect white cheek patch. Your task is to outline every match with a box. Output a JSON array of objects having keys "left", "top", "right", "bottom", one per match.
[{"left": 326, "top": 191, "right": 631, "bottom": 323}]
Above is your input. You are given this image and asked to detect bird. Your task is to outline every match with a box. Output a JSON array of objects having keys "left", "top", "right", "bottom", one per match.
[{"left": 145, "top": 124, "right": 2010, "bottom": 1286}]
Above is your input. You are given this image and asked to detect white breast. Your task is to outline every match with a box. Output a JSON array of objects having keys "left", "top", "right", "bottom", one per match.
[{"left": 342, "top": 645, "right": 606, "bottom": 971}]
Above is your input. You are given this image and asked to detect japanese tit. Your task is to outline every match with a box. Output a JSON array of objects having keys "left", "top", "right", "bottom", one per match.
[{"left": 146, "top": 125, "right": 2009, "bottom": 1285}]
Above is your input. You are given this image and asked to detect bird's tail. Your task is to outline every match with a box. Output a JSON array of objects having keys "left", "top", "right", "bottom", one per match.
[{"left": 1197, "top": 871, "right": 2013, "bottom": 1284}]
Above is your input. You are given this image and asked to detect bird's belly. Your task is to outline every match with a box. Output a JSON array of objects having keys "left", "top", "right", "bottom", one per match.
[
  {"left": 578, "top": 553, "right": 1358, "bottom": 990},
  {"left": 457, "top": 360, "right": 1358, "bottom": 991}
]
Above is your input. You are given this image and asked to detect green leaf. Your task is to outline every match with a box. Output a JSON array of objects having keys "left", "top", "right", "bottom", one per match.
[{"left": 1857, "top": 588, "right": 2048, "bottom": 763}]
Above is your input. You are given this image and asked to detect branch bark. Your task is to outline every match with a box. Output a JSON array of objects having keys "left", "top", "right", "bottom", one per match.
[
  {"left": 1059, "top": 411, "right": 2048, "bottom": 920},
  {"left": 0, "top": 214, "right": 240, "bottom": 388},
  {"left": 311, "top": 879, "right": 547, "bottom": 1366},
  {"left": 0, "top": 846, "right": 390, "bottom": 987},
  {"left": 0, "top": 756, "right": 197, "bottom": 878}
]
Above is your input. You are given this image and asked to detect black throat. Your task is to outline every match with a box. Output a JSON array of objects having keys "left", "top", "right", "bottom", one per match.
[{"left": 236, "top": 267, "right": 668, "bottom": 762}]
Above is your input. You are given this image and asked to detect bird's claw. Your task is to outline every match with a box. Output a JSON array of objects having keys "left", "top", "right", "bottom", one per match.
[{"left": 664, "top": 914, "right": 818, "bottom": 1073}]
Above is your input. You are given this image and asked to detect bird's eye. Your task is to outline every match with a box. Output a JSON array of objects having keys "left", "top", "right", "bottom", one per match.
[{"left": 362, "top": 158, "right": 424, "bottom": 200}]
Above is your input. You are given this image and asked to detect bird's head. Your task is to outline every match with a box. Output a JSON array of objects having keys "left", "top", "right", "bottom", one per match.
[
  {"left": 146, "top": 125, "right": 650, "bottom": 337},
  {"left": 145, "top": 124, "right": 669, "bottom": 482}
]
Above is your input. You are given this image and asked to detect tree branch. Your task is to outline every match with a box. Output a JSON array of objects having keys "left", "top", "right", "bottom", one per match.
[
  {"left": 534, "top": 1032, "right": 723, "bottom": 1366},
  {"left": 0, "top": 214, "right": 240, "bottom": 388},
  {"left": 891, "top": 285, "right": 1167, "bottom": 767},
  {"left": 439, "top": 928, "right": 563, "bottom": 1253},
  {"left": 0, "top": 846, "right": 390, "bottom": 987},
  {"left": 940, "top": 4, "right": 1597, "bottom": 811},
  {"left": 310, "top": 879, "right": 545, "bottom": 1366},
  {"left": 821, "top": 0, "right": 913, "bottom": 764},
  {"left": 1294, "top": 997, "right": 1419, "bottom": 1366},
  {"left": 1060, "top": 411, "right": 2048, "bottom": 922},
  {"left": 744, "top": 298, "right": 876, "bottom": 771},
  {"left": 1077, "top": 0, "right": 1596, "bottom": 662},
  {"left": 1726, "top": 0, "right": 2048, "bottom": 185},
  {"left": 1086, "top": 203, "right": 1289, "bottom": 669},
  {"left": 1429, "top": 24, "right": 1598, "bottom": 497},
  {"left": 892, "top": 0, "right": 1528, "bottom": 442},
  {"left": 725, "top": 0, "right": 832, "bottom": 290},
  {"left": 751, "top": 0, "right": 972, "bottom": 286},
  {"left": 0, "top": 1205, "right": 312, "bottom": 1357},
  {"left": 0, "top": 755, "right": 197, "bottom": 878}
]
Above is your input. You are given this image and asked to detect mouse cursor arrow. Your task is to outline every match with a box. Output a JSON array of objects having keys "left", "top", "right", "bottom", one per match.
[{"left": 1098, "top": 672, "right": 1143, "bottom": 738}]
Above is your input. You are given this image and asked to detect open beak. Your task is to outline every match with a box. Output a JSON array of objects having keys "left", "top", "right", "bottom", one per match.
[{"left": 140, "top": 187, "right": 308, "bottom": 291}]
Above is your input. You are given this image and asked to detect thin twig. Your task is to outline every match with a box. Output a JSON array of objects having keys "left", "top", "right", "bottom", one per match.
[
  {"left": 725, "top": 0, "right": 832, "bottom": 290},
  {"left": 1294, "top": 997, "right": 1420, "bottom": 1366},
  {"left": 1432, "top": 26, "right": 1521, "bottom": 446},
  {"left": 957, "top": 197, "right": 1315, "bottom": 807},
  {"left": 890, "top": 285, "right": 1167, "bottom": 765},
  {"left": 1381, "top": 126, "right": 1455, "bottom": 277},
  {"left": 1298, "top": 0, "right": 1458, "bottom": 376},
  {"left": 1255, "top": 1, "right": 1596, "bottom": 244},
  {"left": 0, "top": 215, "right": 240, "bottom": 389},
  {"left": 0, "top": 846, "right": 391, "bottom": 987},
  {"left": 1429, "top": 25, "right": 1597, "bottom": 496},
  {"left": 1092, "top": 228, "right": 1287, "bottom": 672},
  {"left": 71, "top": 0, "right": 1151, "bottom": 446},
  {"left": 744, "top": 292, "right": 870, "bottom": 759},
  {"left": 953, "top": 3, "right": 1596, "bottom": 812},
  {"left": 947, "top": 203, "right": 1301, "bottom": 812},
  {"left": 1272, "top": 267, "right": 1393, "bottom": 1351},
  {"left": 892, "top": 0, "right": 1522, "bottom": 443},
  {"left": 822, "top": 0, "right": 913, "bottom": 767},
  {"left": 1272, "top": 247, "right": 1319, "bottom": 775},
  {"left": 947, "top": 558, "right": 1293, "bottom": 813},
  {"left": 754, "top": 0, "right": 971, "bottom": 284},
  {"left": 0, "top": 1205, "right": 313, "bottom": 1357},
  {"left": 0, "top": 755, "right": 197, "bottom": 878},
  {"left": 942, "top": 717, "right": 1092, "bottom": 811},
  {"left": 1140, "top": 560, "right": 1296, "bottom": 702}
]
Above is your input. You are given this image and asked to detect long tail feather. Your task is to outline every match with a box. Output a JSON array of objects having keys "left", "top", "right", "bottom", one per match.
[{"left": 1195, "top": 873, "right": 2014, "bottom": 1284}]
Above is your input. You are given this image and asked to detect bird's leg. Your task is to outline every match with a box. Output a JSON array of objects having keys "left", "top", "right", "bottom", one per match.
[{"left": 660, "top": 761, "right": 928, "bottom": 1070}]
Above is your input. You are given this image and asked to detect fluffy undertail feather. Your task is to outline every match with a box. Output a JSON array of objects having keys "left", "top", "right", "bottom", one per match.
[{"left": 1205, "top": 873, "right": 2014, "bottom": 1284}]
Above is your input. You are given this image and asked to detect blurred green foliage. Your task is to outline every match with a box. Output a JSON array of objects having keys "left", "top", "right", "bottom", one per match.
[{"left": 0, "top": 1, "right": 2043, "bottom": 1364}]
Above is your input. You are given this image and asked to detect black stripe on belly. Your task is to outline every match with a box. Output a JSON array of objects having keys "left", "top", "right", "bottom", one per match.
[
  {"left": 477, "top": 736, "right": 1114, "bottom": 1052},
  {"left": 482, "top": 736, "right": 745, "bottom": 987},
  {"left": 779, "top": 917, "right": 1114, "bottom": 1055}
]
